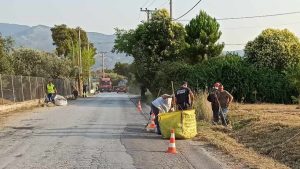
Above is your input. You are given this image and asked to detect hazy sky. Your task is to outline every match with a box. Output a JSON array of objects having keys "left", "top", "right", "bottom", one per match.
[{"left": 1, "top": 0, "right": 300, "bottom": 50}]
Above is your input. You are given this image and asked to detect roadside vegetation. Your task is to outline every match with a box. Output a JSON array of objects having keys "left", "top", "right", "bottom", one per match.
[
  {"left": 194, "top": 101, "right": 299, "bottom": 169},
  {"left": 114, "top": 8, "right": 300, "bottom": 169},
  {"left": 1, "top": 6, "right": 300, "bottom": 168},
  {"left": 0, "top": 25, "right": 96, "bottom": 87}
]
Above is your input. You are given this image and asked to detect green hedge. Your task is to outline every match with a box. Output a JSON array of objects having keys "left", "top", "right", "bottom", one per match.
[{"left": 153, "top": 56, "right": 297, "bottom": 103}]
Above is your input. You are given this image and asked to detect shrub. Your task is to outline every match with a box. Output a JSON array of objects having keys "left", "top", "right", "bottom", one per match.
[{"left": 154, "top": 56, "right": 297, "bottom": 104}]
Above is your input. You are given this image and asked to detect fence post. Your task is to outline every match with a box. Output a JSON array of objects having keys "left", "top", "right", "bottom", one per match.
[
  {"left": 20, "top": 75, "right": 25, "bottom": 101},
  {"left": 11, "top": 75, "right": 15, "bottom": 103},
  {"left": 42, "top": 78, "right": 45, "bottom": 99},
  {"left": 68, "top": 79, "right": 71, "bottom": 96},
  {"left": 0, "top": 74, "right": 3, "bottom": 105},
  {"left": 63, "top": 79, "right": 66, "bottom": 96},
  {"left": 29, "top": 76, "right": 32, "bottom": 100},
  {"left": 35, "top": 77, "right": 38, "bottom": 99}
]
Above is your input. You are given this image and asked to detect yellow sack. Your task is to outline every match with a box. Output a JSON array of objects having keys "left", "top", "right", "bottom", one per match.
[{"left": 158, "top": 109, "right": 197, "bottom": 139}]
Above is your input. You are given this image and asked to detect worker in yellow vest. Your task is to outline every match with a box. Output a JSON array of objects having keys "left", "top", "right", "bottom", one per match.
[{"left": 47, "top": 79, "right": 57, "bottom": 102}]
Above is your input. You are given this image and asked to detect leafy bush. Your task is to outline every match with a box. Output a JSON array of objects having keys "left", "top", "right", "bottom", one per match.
[
  {"left": 154, "top": 56, "right": 296, "bottom": 103},
  {"left": 12, "top": 48, "right": 73, "bottom": 78}
]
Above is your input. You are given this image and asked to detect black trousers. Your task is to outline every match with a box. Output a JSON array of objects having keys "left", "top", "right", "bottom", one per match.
[
  {"left": 151, "top": 104, "right": 161, "bottom": 134},
  {"left": 212, "top": 104, "right": 220, "bottom": 122},
  {"left": 177, "top": 103, "right": 189, "bottom": 110}
]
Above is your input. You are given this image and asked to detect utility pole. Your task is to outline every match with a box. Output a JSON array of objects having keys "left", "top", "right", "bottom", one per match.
[
  {"left": 98, "top": 52, "right": 107, "bottom": 78},
  {"left": 102, "top": 53, "right": 104, "bottom": 78},
  {"left": 87, "top": 42, "right": 91, "bottom": 94},
  {"left": 71, "top": 40, "right": 75, "bottom": 65},
  {"left": 170, "top": 0, "right": 173, "bottom": 19},
  {"left": 140, "top": 8, "right": 157, "bottom": 22},
  {"left": 78, "top": 28, "right": 82, "bottom": 96},
  {"left": 79, "top": 29, "right": 82, "bottom": 75}
]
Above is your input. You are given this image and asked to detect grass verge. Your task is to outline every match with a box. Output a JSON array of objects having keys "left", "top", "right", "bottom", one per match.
[
  {"left": 193, "top": 92, "right": 298, "bottom": 169},
  {"left": 195, "top": 121, "right": 290, "bottom": 169}
]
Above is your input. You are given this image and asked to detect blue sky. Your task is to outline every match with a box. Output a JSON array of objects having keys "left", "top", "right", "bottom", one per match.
[{"left": 1, "top": 0, "right": 300, "bottom": 50}]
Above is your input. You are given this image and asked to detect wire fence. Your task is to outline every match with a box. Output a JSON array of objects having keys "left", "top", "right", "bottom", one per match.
[{"left": 0, "top": 74, "right": 74, "bottom": 105}]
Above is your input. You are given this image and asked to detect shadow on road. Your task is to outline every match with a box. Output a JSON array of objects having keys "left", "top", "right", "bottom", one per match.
[{"left": 33, "top": 123, "right": 161, "bottom": 140}]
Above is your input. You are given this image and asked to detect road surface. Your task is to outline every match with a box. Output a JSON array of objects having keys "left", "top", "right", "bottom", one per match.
[{"left": 0, "top": 93, "right": 228, "bottom": 169}]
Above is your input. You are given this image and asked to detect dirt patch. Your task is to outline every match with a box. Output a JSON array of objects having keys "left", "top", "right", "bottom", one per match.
[{"left": 0, "top": 105, "right": 42, "bottom": 129}]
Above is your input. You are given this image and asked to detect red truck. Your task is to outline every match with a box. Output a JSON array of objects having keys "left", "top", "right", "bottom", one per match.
[{"left": 99, "top": 78, "right": 112, "bottom": 92}]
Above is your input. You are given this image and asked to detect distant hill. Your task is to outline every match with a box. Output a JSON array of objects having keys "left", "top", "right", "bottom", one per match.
[
  {"left": 0, "top": 23, "right": 132, "bottom": 69},
  {"left": 86, "top": 32, "right": 133, "bottom": 70},
  {"left": 12, "top": 25, "right": 55, "bottom": 52},
  {"left": 0, "top": 23, "right": 30, "bottom": 36}
]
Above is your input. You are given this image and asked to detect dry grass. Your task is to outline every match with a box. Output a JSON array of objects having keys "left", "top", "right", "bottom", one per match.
[
  {"left": 196, "top": 122, "right": 290, "bottom": 169},
  {"left": 193, "top": 91, "right": 212, "bottom": 121},
  {"left": 195, "top": 103, "right": 300, "bottom": 169},
  {"left": 0, "top": 98, "right": 14, "bottom": 105},
  {"left": 229, "top": 104, "right": 300, "bottom": 169}
]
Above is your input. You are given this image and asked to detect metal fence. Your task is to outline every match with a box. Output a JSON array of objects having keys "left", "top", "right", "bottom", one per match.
[{"left": 0, "top": 74, "right": 74, "bottom": 105}]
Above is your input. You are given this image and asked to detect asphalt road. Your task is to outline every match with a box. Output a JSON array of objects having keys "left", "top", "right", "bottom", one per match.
[{"left": 0, "top": 93, "right": 227, "bottom": 169}]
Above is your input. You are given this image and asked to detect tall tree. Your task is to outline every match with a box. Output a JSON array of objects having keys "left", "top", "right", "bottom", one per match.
[
  {"left": 113, "top": 9, "right": 186, "bottom": 95},
  {"left": 51, "top": 24, "right": 73, "bottom": 57},
  {"left": 81, "top": 43, "right": 96, "bottom": 81},
  {"left": 51, "top": 24, "right": 96, "bottom": 93},
  {"left": 185, "top": 10, "right": 224, "bottom": 63},
  {"left": 245, "top": 28, "right": 300, "bottom": 71},
  {"left": 51, "top": 25, "right": 90, "bottom": 58}
]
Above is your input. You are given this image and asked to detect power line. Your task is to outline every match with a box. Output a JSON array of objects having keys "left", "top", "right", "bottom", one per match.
[
  {"left": 158, "top": 0, "right": 169, "bottom": 8},
  {"left": 173, "top": 0, "right": 202, "bottom": 21},
  {"left": 178, "top": 10, "right": 300, "bottom": 22},
  {"left": 141, "top": 0, "right": 151, "bottom": 8},
  {"left": 217, "top": 11, "right": 300, "bottom": 21},
  {"left": 147, "top": 0, "right": 157, "bottom": 8},
  {"left": 222, "top": 21, "right": 300, "bottom": 30}
]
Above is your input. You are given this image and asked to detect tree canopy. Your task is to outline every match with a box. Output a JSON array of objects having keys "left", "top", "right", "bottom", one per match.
[
  {"left": 0, "top": 35, "right": 14, "bottom": 74},
  {"left": 51, "top": 24, "right": 96, "bottom": 82},
  {"left": 12, "top": 49, "right": 73, "bottom": 78},
  {"left": 113, "top": 9, "right": 186, "bottom": 94},
  {"left": 245, "top": 28, "right": 300, "bottom": 71},
  {"left": 185, "top": 10, "right": 224, "bottom": 63},
  {"left": 51, "top": 25, "right": 90, "bottom": 58}
]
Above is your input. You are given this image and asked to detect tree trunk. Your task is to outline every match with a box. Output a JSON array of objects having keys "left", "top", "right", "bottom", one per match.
[{"left": 140, "top": 85, "right": 146, "bottom": 100}]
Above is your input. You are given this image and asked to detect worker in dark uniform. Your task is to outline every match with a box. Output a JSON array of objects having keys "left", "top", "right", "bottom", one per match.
[
  {"left": 207, "top": 82, "right": 221, "bottom": 124},
  {"left": 175, "top": 81, "right": 194, "bottom": 110}
]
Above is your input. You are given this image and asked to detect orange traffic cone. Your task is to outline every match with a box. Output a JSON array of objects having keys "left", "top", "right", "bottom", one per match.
[
  {"left": 137, "top": 100, "right": 142, "bottom": 112},
  {"left": 146, "top": 113, "right": 156, "bottom": 131},
  {"left": 166, "top": 129, "right": 177, "bottom": 154}
]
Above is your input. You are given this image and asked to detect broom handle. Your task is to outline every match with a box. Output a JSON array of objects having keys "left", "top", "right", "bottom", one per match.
[
  {"left": 171, "top": 81, "right": 175, "bottom": 95},
  {"left": 171, "top": 81, "right": 176, "bottom": 111},
  {"left": 157, "top": 88, "right": 161, "bottom": 98}
]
